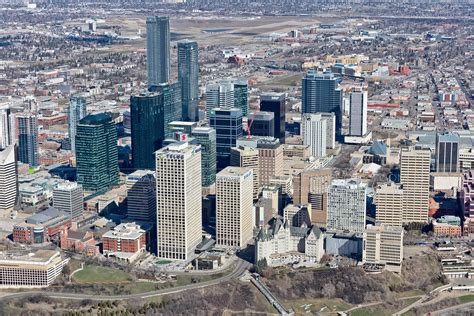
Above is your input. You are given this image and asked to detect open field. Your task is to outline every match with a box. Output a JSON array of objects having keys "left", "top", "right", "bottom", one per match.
[
  {"left": 72, "top": 265, "right": 132, "bottom": 283},
  {"left": 284, "top": 298, "right": 352, "bottom": 314}
]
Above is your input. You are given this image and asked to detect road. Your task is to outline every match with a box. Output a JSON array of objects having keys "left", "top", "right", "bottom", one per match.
[
  {"left": 431, "top": 301, "right": 474, "bottom": 316},
  {"left": 0, "top": 259, "right": 251, "bottom": 301}
]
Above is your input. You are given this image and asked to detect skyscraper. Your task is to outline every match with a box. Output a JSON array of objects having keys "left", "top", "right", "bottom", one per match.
[
  {"left": 400, "top": 147, "right": 431, "bottom": 223},
  {"left": 146, "top": 16, "right": 170, "bottom": 87},
  {"left": 76, "top": 113, "right": 119, "bottom": 192},
  {"left": 260, "top": 93, "right": 286, "bottom": 144},
  {"left": 249, "top": 111, "right": 275, "bottom": 138},
  {"left": 320, "top": 112, "right": 336, "bottom": 149},
  {"left": 0, "top": 106, "right": 12, "bottom": 149},
  {"left": 233, "top": 79, "right": 249, "bottom": 117},
  {"left": 349, "top": 90, "right": 368, "bottom": 136},
  {"left": 206, "top": 81, "right": 234, "bottom": 117},
  {"left": 178, "top": 40, "right": 199, "bottom": 121},
  {"left": 126, "top": 170, "right": 156, "bottom": 223},
  {"left": 68, "top": 95, "right": 87, "bottom": 153},
  {"left": 216, "top": 167, "right": 253, "bottom": 248},
  {"left": 302, "top": 70, "right": 343, "bottom": 137},
  {"left": 363, "top": 224, "right": 404, "bottom": 273},
  {"left": 16, "top": 112, "right": 38, "bottom": 166},
  {"left": 53, "top": 182, "right": 84, "bottom": 219},
  {"left": 436, "top": 132, "right": 459, "bottom": 173},
  {"left": 150, "top": 82, "right": 182, "bottom": 138},
  {"left": 375, "top": 182, "right": 404, "bottom": 227},
  {"left": 231, "top": 145, "right": 260, "bottom": 200},
  {"left": 0, "top": 145, "right": 17, "bottom": 210},
  {"left": 302, "top": 113, "right": 327, "bottom": 158},
  {"left": 191, "top": 127, "right": 217, "bottom": 187},
  {"left": 256, "top": 138, "right": 284, "bottom": 186},
  {"left": 155, "top": 142, "right": 202, "bottom": 261},
  {"left": 131, "top": 92, "right": 164, "bottom": 170},
  {"left": 209, "top": 107, "right": 243, "bottom": 170},
  {"left": 327, "top": 178, "right": 367, "bottom": 233}
]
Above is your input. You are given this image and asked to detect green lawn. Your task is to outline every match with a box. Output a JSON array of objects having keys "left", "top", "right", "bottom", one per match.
[
  {"left": 155, "top": 259, "right": 173, "bottom": 265},
  {"left": 73, "top": 265, "right": 132, "bottom": 283},
  {"left": 351, "top": 305, "right": 390, "bottom": 316},
  {"left": 395, "top": 289, "right": 425, "bottom": 298},
  {"left": 285, "top": 298, "right": 352, "bottom": 314},
  {"left": 459, "top": 295, "right": 474, "bottom": 304}
]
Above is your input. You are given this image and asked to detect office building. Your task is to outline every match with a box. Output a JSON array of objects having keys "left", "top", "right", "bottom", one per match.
[
  {"left": 192, "top": 127, "right": 217, "bottom": 187},
  {"left": 436, "top": 132, "right": 459, "bottom": 173},
  {"left": 260, "top": 93, "right": 285, "bottom": 143},
  {"left": 249, "top": 111, "right": 275, "bottom": 138},
  {"left": 209, "top": 107, "right": 243, "bottom": 170},
  {"left": 53, "top": 181, "right": 84, "bottom": 220},
  {"left": 230, "top": 145, "right": 260, "bottom": 199},
  {"left": 126, "top": 170, "right": 156, "bottom": 223},
  {"left": 146, "top": 16, "right": 170, "bottom": 86},
  {"left": 0, "top": 145, "right": 17, "bottom": 210},
  {"left": 302, "top": 70, "right": 343, "bottom": 136},
  {"left": 284, "top": 204, "right": 312, "bottom": 227},
  {"left": 256, "top": 138, "right": 284, "bottom": 186},
  {"left": 400, "top": 147, "right": 431, "bottom": 223},
  {"left": 16, "top": 113, "right": 38, "bottom": 166},
  {"left": 302, "top": 113, "right": 327, "bottom": 158},
  {"left": 375, "top": 182, "right": 404, "bottom": 227},
  {"left": 363, "top": 224, "right": 404, "bottom": 273},
  {"left": 169, "top": 121, "right": 197, "bottom": 136},
  {"left": 76, "top": 113, "right": 119, "bottom": 192},
  {"left": 349, "top": 90, "right": 368, "bottom": 137},
  {"left": 233, "top": 79, "right": 248, "bottom": 117},
  {"left": 0, "top": 106, "right": 12, "bottom": 149},
  {"left": 327, "top": 178, "right": 367, "bottom": 233},
  {"left": 68, "top": 95, "right": 87, "bottom": 152},
  {"left": 177, "top": 40, "right": 199, "bottom": 121},
  {"left": 206, "top": 81, "right": 234, "bottom": 117},
  {"left": 156, "top": 142, "right": 202, "bottom": 261},
  {"left": 459, "top": 148, "right": 474, "bottom": 172},
  {"left": 102, "top": 223, "right": 147, "bottom": 262},
  {"left": 0, "top": 250, "right": 68, "bottom": 288},
  {"left": 216, "top": 167, "right": 253, "bottom": 248},
  {"left": 320, "top": 112, "right": 336, "bottom": 149}
]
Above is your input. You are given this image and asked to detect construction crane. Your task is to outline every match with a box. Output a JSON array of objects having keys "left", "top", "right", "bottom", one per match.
[{"left": 246, "top": 104, "right": 260, "bottom": 139}]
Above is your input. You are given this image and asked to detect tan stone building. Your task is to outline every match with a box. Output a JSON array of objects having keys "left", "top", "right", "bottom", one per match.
[
  {"left": 375, "top": 182, "right": 404, "bottom": 227},
  {"left": 230, "top": 145, "right": 260, "bottom": 199}
]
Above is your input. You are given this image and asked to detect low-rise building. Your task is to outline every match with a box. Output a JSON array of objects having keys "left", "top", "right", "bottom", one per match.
[
  {"left": 432, "top": 216, "right": 462, "bottom": 236},
  {"left": 363, "top": 224, "right": 404, "bottom": 273},
  {"left": 60, "top": 229, "right": 99, "bottom": 256},
  {"left": 102, "top": 222, "right": 147, "bottom": 262}
]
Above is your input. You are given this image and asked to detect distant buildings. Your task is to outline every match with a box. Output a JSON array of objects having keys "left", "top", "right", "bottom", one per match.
[
  {"left": 302, "top": 113, "right": 327, "bottom": 158},
  {"left": 156, "top": 142, "right": 202, "bottom": 261},
  {"left": 400, "top": 147, "right": 431, "bottom": 223},
  {"left": 216, "top": 167, "right": 253, "bottom": 248},
  {"left": 52, "top": 181, "right": 84, "bottom": 219},
  {"left": 0, "top": 250, "right": 68, "bottom": 288},
  {"left": 206, "top": 81, "right": 234, "bottom": 117},
  {"left": 327, "top": 178, "right": 367, "bottom": 233},
  {"left": 126, "top": 170, "right": 156, "bottom": 223},
  {"left": 76, "top": 113, "right": 119, "bottom": 192},
  {"left": 146, "top": 16, "right": 170, "bottom": 87},
  {"left": 191, "top": 127, "right": 217, "bottom": 187},
  {"left": 255, "top": 218, "right": 324, "bottom": 267},
  {"left": 260, "top": 93, "right": 286, "bottom": 144},
  {"left": 177, "top": 40, "right": 199, "bottom": 121},
  {"left": 363, "top": 224, "right": 403, "bottom": 273},
  {"left": 16, "top": 112, "right": 38, "bottom": 166},
  {"left": 436, "top": 132, "right": 459, "bottom": 173},
  {"left": 349, "top": 90, "right": 368, "bottom": 137},
  {"left": 302, "top": 70, "right": 342, "bottom": 137},
  {"left": 0, "top": 145, "right": 17, "bottom": 210},
  {"left": 68, "top": 95, "right": 87, "bottom": 153}
]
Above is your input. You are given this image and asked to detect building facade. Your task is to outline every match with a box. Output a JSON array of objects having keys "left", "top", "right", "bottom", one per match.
[
  {"left": 260, "top": 93, "right": 285, "bottom": 144},
  {"left": 249, "top": 111, "right": 275, "bottom": 138},
  {"left": 363, "top": 224, "right": 403, "bottom": 273},
  {"left": 0, "top": 145, "right": 17, "bottom": 210},
  {"left": 302, "top": 113, "right": 327, "bottom": 158},
  {"left": 68, "top": 95, "right": 87, "bottom": 153},
  {"left": 126, "top": 170, "right": 156, "bottom": 223},
  {"left": 230, "top": 145, "right": 260, "bottom": 199},
  {"left": 349, "top": 90, "right": 368, "bottom": 136},
  {"left": 52, "top": 181, "right": 84, "bottom": 219},
  {"left": 436, "top": 132, "right": 459, "bottom": 173},
  {"left": 146, "top": 16, "right": 170, "bottom": 87},
  {"left": 206, "top": 81, "right": 234, "bottom": 117},
  {"left": 0, "top": 106, "right": 12, "bottom": 149},
  {"left": 233, "top": 79, "right": 249, "bottom": 117},
  {"left": 177, "top": 40, "right": 199, "bottom": 121},
  {"left": 16, "top": 112, "right": 38, "bottom": 166},
  {"left": 375, "top": 182, "right": 404, "bottom": 227},
  {"left": 257, "top": 138, "right": 284, "bottom": 186},
  {"left": 191, "top": 127, "right": 217, "bottom": 187}
]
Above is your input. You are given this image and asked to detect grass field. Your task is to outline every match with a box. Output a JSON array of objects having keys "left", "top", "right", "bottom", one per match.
[
  {"left": 73, "top": 265, "right": 132, "bottom": 283},
  {"left": 285, "top": 298, "right": 352, "bottom": 314},
  {"left": 395, "top": 289, "right": 425, "bottom": 298},
  {"left": 458, "top": 294, "right": 474, "bottom": 304}
]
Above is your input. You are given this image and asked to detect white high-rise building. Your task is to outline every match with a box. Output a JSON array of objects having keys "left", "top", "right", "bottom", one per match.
[
  {"left": 363, "top": 224, "right": 404, "bottom": 273},
  {"left": 216, "top": 167, "right": 254, "bottom": 248},
  {"left": 156, "top": 142, "right": 202, "bottom": 261},
  {"left": 400, "top": 147, "right": 431, "bottom": 223},
  {"left": 302, "top": 113, "right": 327, "bottom": 158},
  {"left": 375, "top": 182, "right": 404, "bottom": 227},
  {"left": 0, "top": 106, "right": 12, "bottom": 149},
  {"left": 126, "top": 170, "right": 156, "bottom": 223},
  {"left": 320, "top": 112, "right": 336, "bottom": 149},
  {"left": 0, "top": 145, "right": 17, "bottom": 210},
  {"left": 327, "top": 178, "right": 367, "bottom": 233},
  {"left": 53, "top": 181, "right": 84, "bottom": 219},
  {"left": 349, "top": 90, "right": 368, "bottom": 136},
  {"left": 206, "top": 81, "right": 234, "bottom": 117}
]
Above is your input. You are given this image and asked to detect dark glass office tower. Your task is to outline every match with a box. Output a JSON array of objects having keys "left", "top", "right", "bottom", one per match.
[
  {"left": 260, "top": 93, "right": 285, "bottom": 144},
  {"left": 130, "top": 91, "right": 164, "bottom": 170},
  {"left": 150, "top": 82, "right": 182, "bottom": 139},
  {"left": 233, "top": 79, "right": 248, "bottom": 117},
  {"left": 249, "top": 111, "right": 275, "bottom": 138},
  {"left": 436, "top": 132, "right": 459, "bottom": 173},
  {"left": 191, "top": 127, "right": 217, "bottom": 187},
  {"left": 209, "top": 107, "right": 243, "bottom": 170},
  {"left": 146, "top": 16, "right": 170, "bottom": 87},
  {"left": 302, "top": 70, "right": 343, "bottom": 137},
  {"left": 16, "top": 113, "right": 38, "bottom": 166},
  {"left": 68, "top": 94, "right": 87, "bottom": 153},
  {"left": 76, "top": 113, "right": 118, "bottom": 192},
  {"left": 178, "top": 40, "right": 199, "bottom": 121}
]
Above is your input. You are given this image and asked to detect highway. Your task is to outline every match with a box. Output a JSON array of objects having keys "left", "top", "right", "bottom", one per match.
[{"left": 0, "top": 259, "right": 252, "bottom": 302}]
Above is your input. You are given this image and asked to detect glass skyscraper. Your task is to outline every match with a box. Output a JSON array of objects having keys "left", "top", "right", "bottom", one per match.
[
  {"left": 260, "top": 93, "right": 286, "bottom": 144},
  {"left": 146, "top": 16, "right": 170, "bottom": 87},
  {"left": 76, "top": 113, "right": 119, "bottom": 192},
  {"left": 68, "top": 95, "right": 87, "bottom": 153},
  {"left": 302, "top": 70, "right": 343, "bottom": 137},
  {"left": 178, "top": 40, "right": 199, "bottom": 121},
  {"left": 209, "top": 107, "right": 243, "bottom": 170},
  {"left": 436, "top": 132, "right": 459, "bottom": 173},
  {"left": 233, "top": 79, "right": 248, "bottom": 117},
  {"left": 191, "top": 127, "right": 217, "bottom": 187},
  {"left": 150, "top": 82, "right": 182, "bottom": 139},
  {"left": 16, "top": 113, "right": 38, "bottom": 166}
]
